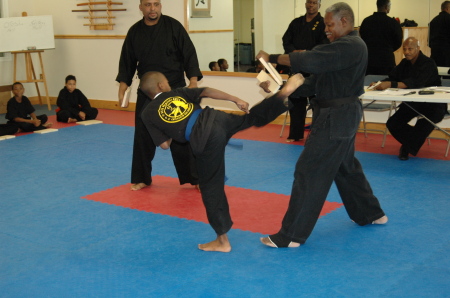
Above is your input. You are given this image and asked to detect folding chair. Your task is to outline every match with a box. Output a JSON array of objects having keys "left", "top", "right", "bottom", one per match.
[
  {"left": 279, "top": 98, "right": 311, "bottom": 137},
  {"left": 360, "top": 75, "right": 396, "bottom": 144}
]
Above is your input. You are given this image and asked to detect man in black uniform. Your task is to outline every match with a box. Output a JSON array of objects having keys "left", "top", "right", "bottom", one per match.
[
  {"left": 116, "top": 0, "right": 202, "bottom": 191},
  {"left": 139, "top": 71, "right": 304, "bottom": 252},
  {"left": 359, "top": 0, "right": 403, "bottom": 75},
  {"left": 257, "top": 2, "right": 387, "bottom": 248},
  {"left": 282, "top": 0, "right": 328, "bottom": 142},
  {"left": 429, "top": 1, "right": 450, "bottom": 68},
  {"left": 371, "top": 37, "right": 447, "bottom": 160}
]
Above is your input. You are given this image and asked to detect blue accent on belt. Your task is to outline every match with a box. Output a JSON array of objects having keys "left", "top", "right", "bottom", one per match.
[{"left": 185, "top": 109, "right": 202, "bottom": 141}]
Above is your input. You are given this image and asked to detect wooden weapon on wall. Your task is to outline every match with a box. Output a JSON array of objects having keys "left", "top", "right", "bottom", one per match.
[{"left": 72, "top": 1, "right": 126, "bottom": 30}]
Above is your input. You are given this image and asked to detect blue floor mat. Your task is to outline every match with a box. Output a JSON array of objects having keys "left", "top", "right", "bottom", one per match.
[{"left": 0, "top": 124, "right": 449, "bottom": 297}]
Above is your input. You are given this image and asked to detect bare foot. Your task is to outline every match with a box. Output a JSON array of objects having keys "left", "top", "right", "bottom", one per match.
[
  {"left": 43, "top": 122, "right": 53, "bottom": 128},
  {"left": 260, "top": 237, "right": 300, "bottom": 248},
  {"left": 372, "top": 215, "right": 388, "bottom": 224},
  {"left": 198, "top": 234, "right": 231, "bottom": 253},
  {"left": 68, "top": 118, "right": 77, "bottom": 123},
  {"left": 130, "top": 183, "right": 149, "bottom": 191}
]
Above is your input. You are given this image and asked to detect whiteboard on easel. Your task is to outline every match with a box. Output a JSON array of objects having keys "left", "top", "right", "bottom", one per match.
[{"left": 0, "top": 15, "right": 55, "bottom": 52}]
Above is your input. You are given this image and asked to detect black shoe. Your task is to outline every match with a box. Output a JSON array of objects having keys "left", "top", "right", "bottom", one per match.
[{"left": 398, "top": 145, "right": 409, "bottom": 160}]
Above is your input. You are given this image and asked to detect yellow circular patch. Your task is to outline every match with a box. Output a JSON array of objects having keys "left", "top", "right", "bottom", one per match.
[{"left": 158, "top": 96, "right": 194, "bottom": 123}]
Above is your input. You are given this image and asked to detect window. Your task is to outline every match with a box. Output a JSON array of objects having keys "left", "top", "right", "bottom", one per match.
[{"left": 0, "top": 0, "right": 11, "bottom": 61}]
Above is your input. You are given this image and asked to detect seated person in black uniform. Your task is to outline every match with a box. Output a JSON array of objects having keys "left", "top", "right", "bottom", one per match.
[
  {"left": 0, "top": 123, "right": 19, "bottom": 136},
  {"left": 370, "top": 37, "right": 447, "bottom": 160},
  {"left": 6, "top": 82, "right": 52, "bottom": 132},
  {"left": 139, "top": 71, "right": 304, "bottom": 253},
  {"left": 56, "top": 75, "right": 98, "bottom": 123}
]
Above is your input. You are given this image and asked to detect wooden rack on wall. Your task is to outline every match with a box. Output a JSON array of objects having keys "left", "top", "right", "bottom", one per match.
[{"left": 72, "top": 1, "right": 126, "bottom": 30}]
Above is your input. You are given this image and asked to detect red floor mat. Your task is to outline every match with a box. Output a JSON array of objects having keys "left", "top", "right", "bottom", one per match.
[{"left": 82, "top": 175, "right": 343, "bottom": 235}]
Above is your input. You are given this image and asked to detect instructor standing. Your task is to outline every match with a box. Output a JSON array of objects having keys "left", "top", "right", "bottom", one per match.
[
  {"left": 257, "top": 2, "right": 387, "bottom": 248},
  {"left": 116, "top": 0, "right": 203, "bottom": 190}
]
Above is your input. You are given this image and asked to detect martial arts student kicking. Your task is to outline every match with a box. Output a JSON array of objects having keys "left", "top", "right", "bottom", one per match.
[{"left": 139, "top": 71, "right": 304, "bottom": 252}]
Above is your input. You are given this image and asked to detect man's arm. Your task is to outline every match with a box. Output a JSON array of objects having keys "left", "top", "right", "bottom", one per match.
[
  {"left": 256, "top": 51, "right": 291, "bottom": 67},
  {"left": 199, "top": 88, "right": 249, "bottom": 113},
  {"left": 187, "top": 77, "right": 198, "bottom": 88}
]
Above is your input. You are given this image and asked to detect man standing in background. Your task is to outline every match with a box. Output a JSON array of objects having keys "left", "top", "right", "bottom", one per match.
[
  {"left": 281, "top": 0, "right": 328, "bottom": 142},
  {"left": 429, "top": 1, "right": 450, "bottom": 68},
  {"left": 359, "top": 0, "right": 403, "bottom": 75},
  {"left": 116, "top": 0, "right": 203, "bottom": 191}
]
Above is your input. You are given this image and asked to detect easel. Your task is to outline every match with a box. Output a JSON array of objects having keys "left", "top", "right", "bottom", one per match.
[
  {"left": 11, "top": 12, "right": 51, "bottom": 110},
  {"left": 12, "top": 50, "right": 51, "bottom": 110}
]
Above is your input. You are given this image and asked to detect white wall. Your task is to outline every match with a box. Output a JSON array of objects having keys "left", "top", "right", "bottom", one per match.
[
  {"left": 189, "top": 0, "right": 234, "bottom": 72},
  {"left": 0, "top": 0, "right": 448, "bottom": 108}
]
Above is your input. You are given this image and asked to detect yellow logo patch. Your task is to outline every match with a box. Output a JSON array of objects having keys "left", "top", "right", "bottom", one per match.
[{"left": 158, "top": 96, "right": 194, "bottom": 123}]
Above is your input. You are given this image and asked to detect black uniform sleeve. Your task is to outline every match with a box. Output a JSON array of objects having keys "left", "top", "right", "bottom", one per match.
[
  {"left": 76, "top": 89, "right": 92, "bottom": 110},
  {"left": 116, "top": 26, "right": 138, "bottom": 86},
  {"left": 5, "top": 98, "right": 19, "bottom": 121},
  {"left": 390, "top": 19, "right": 403, "bottom": 52},
  {"left": 282, "top": 19, "right": 298, "bottom": 54},
  {"left": 174, "top": 22, "right": 203, "bottom": 82}
]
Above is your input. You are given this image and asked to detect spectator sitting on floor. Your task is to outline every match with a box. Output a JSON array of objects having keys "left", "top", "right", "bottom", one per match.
[
  {"left": 56, "top": 75, "right": 98, "bottom": 123},
  {"left": 5, "top": 82, "right": 52, "bottom": 132}
]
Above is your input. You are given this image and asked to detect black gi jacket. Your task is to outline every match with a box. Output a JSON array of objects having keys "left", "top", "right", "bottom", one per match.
[
  {"left": 116, "top": 15, "right": 202, "bottom": 87},
  {"left": 57, "top": 87, "right": 93, "bottom": 115},
  {"left": 385, "top": 51, "right": 441, "bottom": 88},
  {"left": 282, "top": 13, "right": 328, "bottom": 54},
  {"left": 359, "top": 12, "right": 403, "bottom": 70},
  {"left": 6, "top": 96, "right": 35, "bottom": 121}
]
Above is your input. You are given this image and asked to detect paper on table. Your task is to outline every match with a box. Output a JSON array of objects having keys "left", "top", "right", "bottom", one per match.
[
  {"left": 428, "top": 86, "right": 450, "bottom": 92},
  {"left": 256, "top": 70, "right": 280, "bottom": 94},
  {"left": 378, "top": 89, "right": 419, "bottom": 95}
]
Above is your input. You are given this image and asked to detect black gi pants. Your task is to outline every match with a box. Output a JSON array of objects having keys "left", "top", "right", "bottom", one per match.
[
  {"left": 277, "top": 101, "right": 385, "bottom": 244},
  {"left": 386, "top": 102, "right": 447, "bottom": 156},
  {"left": 0, "top": 123, "right": 19, "bottom": 136},
  {"left": 11, "top": 114, "right": 48, "bottom": 132},
  {"left": 57, "top": 108, "right": 98, "bottom": 123},
  {"left": 194, "top": 95, "right": 289, "bottom": 235},
  {"left": 287, "top": 96, "right": 308, "bottom": 140},
  {"left": 132, "top": 89, "right": 198, "bottom": 186}
]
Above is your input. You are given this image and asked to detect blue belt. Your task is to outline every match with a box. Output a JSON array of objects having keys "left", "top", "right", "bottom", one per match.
[{"left": 184, "top": 109, "right": 202, "bottom": 141}]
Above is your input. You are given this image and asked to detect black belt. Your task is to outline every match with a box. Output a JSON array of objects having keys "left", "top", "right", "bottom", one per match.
[{"left": 310, "top": 96, "right": 358, "bottom": 108}]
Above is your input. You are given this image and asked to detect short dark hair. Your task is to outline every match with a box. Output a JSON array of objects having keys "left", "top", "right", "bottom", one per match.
[
  {"left": 218, "top": 58, "right": 226, "bottom": 66},
  {"left": 12, "top": 82, "right": 23, "bottom": 90},
  {"left": 65, "top": 75, "right": 76, "bottom": 83},
  {"left": 209, "top": 61, "right": 217, "bottom": 70},
  {"left": 376, "top": 0, "right": 390, "bottom": 9},
  {"left": 442, "top": 1, "right": 450, "bottom": 10}
]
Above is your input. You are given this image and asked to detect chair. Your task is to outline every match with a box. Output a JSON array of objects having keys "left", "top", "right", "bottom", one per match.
[
  {"left": 279, "top": 98, "right": 311, "bottom": 138},
  {"left": 360, "top": 75, "right": 396, "bottom": 144}
]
